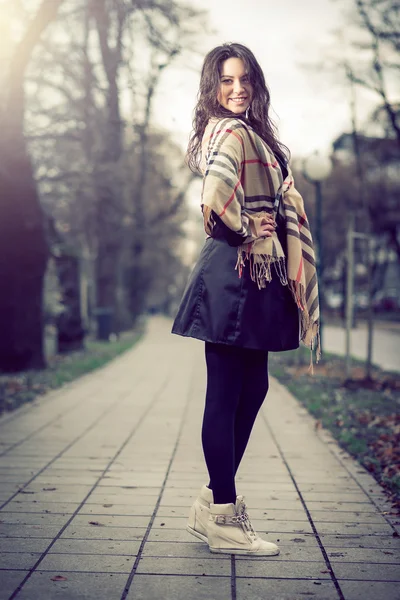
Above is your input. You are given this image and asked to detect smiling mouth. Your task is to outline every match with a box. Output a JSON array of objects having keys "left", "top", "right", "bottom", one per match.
[{"left": 230, "top": 97, "right": 247, "bottom": 103}]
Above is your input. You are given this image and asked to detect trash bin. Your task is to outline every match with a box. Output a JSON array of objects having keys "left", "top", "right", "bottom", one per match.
[{"left": 94, "top": 307, "right": 113, "bottom": 341}]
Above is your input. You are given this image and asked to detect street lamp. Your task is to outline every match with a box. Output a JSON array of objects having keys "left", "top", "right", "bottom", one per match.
[{"left": 302, "top": 152, "right": 333, "bottom": 354}]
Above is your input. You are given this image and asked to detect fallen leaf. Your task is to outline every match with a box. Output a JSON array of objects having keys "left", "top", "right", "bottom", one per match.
[
  {"left": 103, "top": 504, "right": 113, "bottom": 508},
  {"left": 43, "top": 488, "right": 57, "bottom": 491},
  {"left": 88, "top": 521, "right": 105, "bottom": 527},
  {"left": 50, "top": 576, "right": 67, "bottom": 582}
]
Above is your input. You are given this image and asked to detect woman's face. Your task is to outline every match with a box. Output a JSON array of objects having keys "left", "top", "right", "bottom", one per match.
[{"left": 217, "top": 57, "right": 253, "bottom": 114}]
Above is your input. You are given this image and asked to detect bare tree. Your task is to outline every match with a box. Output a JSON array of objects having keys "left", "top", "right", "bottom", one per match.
[
  {"left": 22, "top": 0, "right": 205, "bottom": 339},
  {"left": 346, "top": 0, "right": 400, "bottom": 144}
]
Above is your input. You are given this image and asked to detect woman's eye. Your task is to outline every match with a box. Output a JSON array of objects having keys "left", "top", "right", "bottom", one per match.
[{"left": 221, "top": 79, "right": 232, "bottom": 84}]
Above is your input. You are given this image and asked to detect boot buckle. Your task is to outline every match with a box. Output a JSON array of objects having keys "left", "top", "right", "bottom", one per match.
[{"left": 214, "top": 515, "right": 227, "bottom": 524}]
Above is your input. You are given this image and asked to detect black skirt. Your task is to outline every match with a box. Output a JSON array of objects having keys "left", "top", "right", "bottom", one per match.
[{"left": 171, "top": 217, "right": 300, "bottom": 352}]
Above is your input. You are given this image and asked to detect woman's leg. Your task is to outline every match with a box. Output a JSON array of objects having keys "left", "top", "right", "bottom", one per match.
[
  {"left": 233, "top": 350, "right": 269, "bottom": 474},
  {"left": 202, "top": 342, "right": 244, "bottom": 505}
]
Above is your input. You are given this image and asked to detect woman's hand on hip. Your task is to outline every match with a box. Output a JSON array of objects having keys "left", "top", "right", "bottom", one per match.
[{"left": 254, "top": 216, "right": 276, "bottom": 238}]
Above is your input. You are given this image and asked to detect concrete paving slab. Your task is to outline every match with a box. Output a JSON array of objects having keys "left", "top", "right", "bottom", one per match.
[
  {"left": 337, "top": 580, "right": 400, "bottom": 600},
  {"left": 70, "top": 514, "right": 150, "bottom": 529},
  {"left": 92, "top": 486, "right": 161, "bottom": 495},
  {"left": 0, "top": 524, "right": 63, "bottom": 539},
  {"left": 0, "top": 482, "right": 29, "bottom": 492},
  {"left": 299, "top": 484, "right": 370, "bottom": 492},
  {"left": 43, "top": 464, "right": 105, "bottom": 472},
  {"left": 77, "top": 503, "right": 154, "bottom": 517},
  {"left": 5, "top": 501, "right": 80, "bottom": 513},
  {"left": 141, "top": 540, "right": 217, "bottom": 558},
  {"left": 327, "top": 547, "right": 400, "bottom": 562},
  {"left": 235, "top": 578, "right": 338, "bottom": 600},
  {"left": 0, "top": 570, "right": 30, "bottom": 600},
  {"left": 59, "top": 525, "right": 147, "bottom": 541},
  {"left": 146, "top": 528, "right": 214, "bottom": 544},
  {"left": 0, "top": 459, "right": 53, "bottom": 468},
  {"left": 0, "top": 476, "right": 40, "bottom": 485},
  {"left": 236, "top": 558, "right": 330, "bottom": 579},
  {"left": 38, "top": 553, "right": 135, "bottom": 573},
  {"left": 301, "top": 492, "right": 377, "bottom": 502},
  {"left": 0, "top": 512, "right": 72, "bottom": 526},
  {"left": 23, "top": 484, "right": 94, "bottom": 494},
  {"left": 319, "top": 534, "right": 400, "bottom": 549},
  {"left": 48, "top": 538, "right": 141, "bottom": 555},
  {"left": 0, "top": 537, "right": 52, "bottom": 553},
  {"left": 15, "top": 572, "right": 128, "bottom": 600},
  {"left": 310, "top": 511, "right": 391, "bottom": 524},
  {"left": 306, "top": 502, "right": 386, "bottom": 513},
  {"left": 0, "top": 552, "right": 42, "bottom": 569},
  {"left": 0, "top": 493, "right": 18, "bottom": 501},
  {"left": 86, "top": 494, "right": 158, "bottom": 506},
  {"left": 100, "top": 478, "right": 164, "bottom": 487},
  {"left": 332, "top": 562, "right": 400, "bottom": 581},
  {"left": 25, "top": 476, "right": 100, "bottom": 485},
  {"left": 9, "top": 492, "right": 89, "bottom": 504},
  {"left": 125, "top": 574, "right": 232, "bottom": 600},
  {"left": 135, "top": 556, "right": 230, "bottom": 576},
  {"left": 314, "top": 521, "right": 394, "bottom": 535}
]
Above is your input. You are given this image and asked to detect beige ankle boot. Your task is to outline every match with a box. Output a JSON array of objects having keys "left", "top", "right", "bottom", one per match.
[
  {"left": 186, "top": 485, "right": 213, "bottom": 542},
  {"left": 207, "top": 496, "right": 280, "bottom": 556}
]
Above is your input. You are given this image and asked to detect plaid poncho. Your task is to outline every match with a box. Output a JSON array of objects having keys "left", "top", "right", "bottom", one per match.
[{"left": 200, "top": 117, "right": 320, "bottom": 358}]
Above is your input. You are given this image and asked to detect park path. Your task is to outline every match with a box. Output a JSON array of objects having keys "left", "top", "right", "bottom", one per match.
[
  {"left": 0, "top": 317, "right": 399, "bottom": 600},
  {"left": 324, "top": 323, "right": 400, "bottom": 373}
]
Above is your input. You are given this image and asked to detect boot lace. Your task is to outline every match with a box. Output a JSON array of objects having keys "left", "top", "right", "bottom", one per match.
[{"left": 237, "top": 501, "right": 257, "bottom": 540}]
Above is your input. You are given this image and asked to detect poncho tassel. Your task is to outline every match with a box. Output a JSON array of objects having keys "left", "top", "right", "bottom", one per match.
[
  {"left": 288, "top": 280, "right": 321, "bottom": 368},
  {"left": 235, "top": 249, "right": 288, "bottom": 289}
]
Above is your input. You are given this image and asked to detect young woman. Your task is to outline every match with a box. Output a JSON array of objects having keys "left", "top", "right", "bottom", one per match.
[{"left": 172, "top": 43, "right": 319, "bottom": 556}]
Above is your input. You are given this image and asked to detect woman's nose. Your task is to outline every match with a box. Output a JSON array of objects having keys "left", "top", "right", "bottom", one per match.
[{"left": 233, "top": 79, "right": 244, "bottom": 94}]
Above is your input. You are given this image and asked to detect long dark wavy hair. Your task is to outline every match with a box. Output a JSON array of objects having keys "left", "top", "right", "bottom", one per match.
[{"left": 187, "top": 42, "right": 290, "bottom": 173}]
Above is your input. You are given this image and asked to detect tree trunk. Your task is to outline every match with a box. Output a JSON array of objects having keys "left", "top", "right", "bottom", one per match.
[
  {"left": 91, "top": 0, "right": 125, "bottom": 338},
  {"left": 0, "top": 0, "right": 64, "bottom": 372},
  {"left": 0, "top": 129, "right": 48, "bottom": 371},
  {"left": 55, "top": 255, "right": 85, "bottom": 353}
]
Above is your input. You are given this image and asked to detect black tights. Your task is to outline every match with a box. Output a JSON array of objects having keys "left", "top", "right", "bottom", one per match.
[{"left": 201, "top": 342, "right": 269, "bottom": 505}]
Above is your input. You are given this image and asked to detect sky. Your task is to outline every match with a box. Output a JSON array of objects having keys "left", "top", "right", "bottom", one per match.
[{"left": 152, "top": 0, "right": 376, "bottom": 159}]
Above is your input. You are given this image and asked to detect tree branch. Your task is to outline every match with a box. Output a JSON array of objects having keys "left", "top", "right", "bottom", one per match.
[{"left": 9, "top": 0, "right": 65, "bottom": 81}]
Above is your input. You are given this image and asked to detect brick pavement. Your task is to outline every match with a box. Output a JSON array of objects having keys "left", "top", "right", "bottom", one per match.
[{"left": 0, "top": 316, "right": 399, "bottom": 600}]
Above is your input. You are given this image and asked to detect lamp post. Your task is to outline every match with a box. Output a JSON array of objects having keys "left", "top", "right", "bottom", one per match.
[{"left": 302, "top": 152, "right": 333, "bottom": 354}]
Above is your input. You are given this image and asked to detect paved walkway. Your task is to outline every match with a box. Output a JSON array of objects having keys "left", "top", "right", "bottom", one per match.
[
  {"left": 0, "top": 317, "right": 399, "bottom": 600},
  {"left": 324, "top": 324, "right": 400, "bottom": 373}
]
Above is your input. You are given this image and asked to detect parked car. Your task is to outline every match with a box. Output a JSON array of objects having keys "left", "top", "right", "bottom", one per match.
[{"left": 373, "top": 289, "right": 400, "bottom": 312}]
